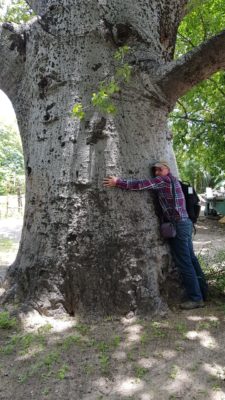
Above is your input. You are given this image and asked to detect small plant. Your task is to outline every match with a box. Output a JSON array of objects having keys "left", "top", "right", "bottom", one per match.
[
  {"left": 134, "top": 366, "right": 148, "bottom": 379},
  {"left": 75, "top": 323, "right": 90, "bottom": 336},
  {"left": 72, "top": 103, "right": 85, "bottom": 120},
  {"left": 197, "top": 321, "right": 210, "bottom": 330},
  {"left": 38, "top": 323, "right": 53, "bottom": 334},
  {"left": 140, "top": 332, "right": 149, "bottom": 345},
  {"left": 104, "top": 315, "right": 114, "bottom": 321},
  {"left": 0, "top": 311, "right": 17, "bottom": 329},
  {"left": 61, "top": 334, "right": 82, "bottom": 350},
  {"left": 17, "top": 372, "right": 29, "bottom": 383},
  {"left": 212, "top": 383, "right": 221, "bottom": 391},
  {"left": 42, "top": 388, "right": 50, "bottom": 396},
  {"left": 127, "top": 350, "right": 136, "bottom": 362},
  {"left": 169, "top": 365, "right": 179, "bottom": 379},
  {"left": 111, "top": 335, "right": 121, "bottom": 348},
  {"left": 2, "top": 331, "right": 46, "bottom": 356},
  {"left": 209, "top": 320, "right": 220, "bottom": 328},
  {"left": 43, "top": 351, "right": 60, "bottom": 369},
  {"left": 97, "top": 341, "right": 110, "bottom": 353},
  {"left": 56, "top": 364, "right": 69, "bottom": 380},
  {"left": 151, "top": 322, "right": 167, "bottom": 338},
  {"left": 175, "top": 322, "right": 187, "bottom": 336},
  {"left": 0, "top": 343, "right": 15, "bottom": 355},
  {"left": 99, "top": 353, "right": 110, "bottom": 375}
]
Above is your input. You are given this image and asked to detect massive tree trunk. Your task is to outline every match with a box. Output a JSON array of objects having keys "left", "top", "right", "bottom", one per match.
[{"left": 1, "top": 0, "right": 225, "bottom": 316}]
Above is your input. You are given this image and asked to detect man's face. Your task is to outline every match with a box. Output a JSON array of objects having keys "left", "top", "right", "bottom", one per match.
[{"left": 154, "top": 166, "right": 169, "bottom": 177}]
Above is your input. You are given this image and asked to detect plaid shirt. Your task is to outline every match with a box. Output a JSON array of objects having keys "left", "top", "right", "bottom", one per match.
[{"left": 116, "top": 173, "right": 189, "bottom": 222}]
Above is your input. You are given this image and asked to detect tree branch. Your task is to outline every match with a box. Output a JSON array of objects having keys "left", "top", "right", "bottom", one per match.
[
  {"left": 0, "top": 22, "right": 26, "bottom": 99},
  {"left": 171, "top": 114, "right": 225, "bottom": 127},
  {"left": 158, "top": 29, "right": 225, "bottom": 105}
]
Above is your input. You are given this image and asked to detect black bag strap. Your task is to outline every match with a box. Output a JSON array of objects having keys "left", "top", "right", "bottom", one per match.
[
  {"left": 170, "top": 177, "right": 177, "bottom": 223},
  {"left": 160, "top": 177, "right": 177, "bottom": 223}
]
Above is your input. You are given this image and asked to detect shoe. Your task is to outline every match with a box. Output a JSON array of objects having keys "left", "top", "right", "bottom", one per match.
[{"left": 180, "top": 300, "right": 205, "bottom": 310}]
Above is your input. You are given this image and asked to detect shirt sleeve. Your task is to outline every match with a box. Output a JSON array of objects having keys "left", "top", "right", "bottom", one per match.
[{"left": 115, "top": 177, "right": 166, "bottom": 191}]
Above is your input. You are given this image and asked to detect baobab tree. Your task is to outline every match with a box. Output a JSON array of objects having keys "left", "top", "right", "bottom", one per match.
[{"left": 1, "top": 0, "right": 225, "bottom": 316}]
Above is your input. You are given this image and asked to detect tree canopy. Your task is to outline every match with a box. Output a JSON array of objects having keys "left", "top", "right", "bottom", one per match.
[
  {"left": 0, "top": 0, "right": 34, "bottom": 23},
  {"left": 0, "top": 121, "right": 24, "bottom": 194},
  {"left": 170, "top": 0, "right": 225, "bottom": 191}
]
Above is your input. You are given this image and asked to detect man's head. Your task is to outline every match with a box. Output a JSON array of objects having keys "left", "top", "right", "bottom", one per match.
[{"left": 151, "top": 161, "right": 170, "bottom": 177}]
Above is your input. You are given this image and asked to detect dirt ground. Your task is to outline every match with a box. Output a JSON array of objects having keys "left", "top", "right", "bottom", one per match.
[{"left": 0, "top": 217, "right": 225, "bottom": 400}]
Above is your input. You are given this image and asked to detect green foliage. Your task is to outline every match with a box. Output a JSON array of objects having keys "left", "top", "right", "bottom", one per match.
[
  {"left": 198, "top": 250, "right": 225, "bottom": 295},
  {"left": 0, "top": 0, "right": 35, "bottom": 23},
  {"left": 134, "top": 365, "right": 148, "bottom": 379},
  {"left": 171, "top": 0, "right": 225, "bottom": 191},
  {"left": 72, "top": 45, "right": 132, "bottom": 119},
  {"left": 0, "top": 331, "right": 46, "bottom": 355},
  {"left": 116, "top": 63, "right": 132, "bottom": 83},
  {"left": 0, "top": 122, "right": 25, "bottom": 195},
  {"left": 114, "top": 45, "right": 131, "bottom": 61},
  {"left": 91, "top": 79, "right": 120, "bottom": 114},
  {"left": 72, "top": 103, "right": 85, "bottom": 120},
  {"left": 56, "top": 364, "right": 69, "bottom": 380},
  {"left": 0, "top": 311, "right": 17, "bottom": 329},
  {"left": 99, "top": 353, "right": 110, "bottom": 374},
  {"left": 75, "top": 323, "right": 90, "bottom": 335},
  {"left": 61, "top": 334, "right": 82, "bottom": 350}
]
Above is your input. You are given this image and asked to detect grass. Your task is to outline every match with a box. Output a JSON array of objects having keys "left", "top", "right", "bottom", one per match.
[
  {"left": 0, "top": 331, "right": 46, "bottom": 355},
  {"left": 56, "top": 364, "right": 69, "bottom": 380},
  {"left": 0, "top": 311, "right": 17, "bottom": 329},
  {"left": 60, "top": 334, "right": 82, "bottom": 350},
  {"left": 198, "top": 250, "right": 225, "bottom": 296},
  {"left": 174, "top": 322, "right": 187, "bottom": 335},
  {"left": 151, "top": 321, "right": 168, "bottom": 338},
  {"left": 0, "top": 237, "right": 17, "bottom": 251},
  {"left": 99, "top": 353, "right": 110, "bottom": 374},
  {"left": 16, "top": 351, "right": 61, "bottom": 383},
  {"left": 169, "top": 365, "right": 179, "bottom": 379},
  {"left": 134, "top": 365, "right": 148, "bottom": 379},
  {"left": 74, "top": 323, "right": 90, "bottom": 336}
]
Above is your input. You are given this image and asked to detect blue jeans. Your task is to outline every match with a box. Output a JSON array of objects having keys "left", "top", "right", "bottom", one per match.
[{"left": 169, "top": 218, "right": 206, "bottom": 302}]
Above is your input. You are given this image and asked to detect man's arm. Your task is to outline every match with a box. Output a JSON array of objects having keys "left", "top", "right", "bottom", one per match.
[{"left": 103, "top": 176, "right": 165, "bottom": 190}]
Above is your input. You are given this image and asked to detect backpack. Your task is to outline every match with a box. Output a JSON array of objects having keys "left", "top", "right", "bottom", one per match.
[{"left": 179, "top": 181, "right": 201, "bottom": 223}]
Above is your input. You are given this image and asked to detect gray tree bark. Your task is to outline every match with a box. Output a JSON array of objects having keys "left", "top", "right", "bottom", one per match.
[{"left": 0, "top": 0, "right": 225, "bottom": 316}]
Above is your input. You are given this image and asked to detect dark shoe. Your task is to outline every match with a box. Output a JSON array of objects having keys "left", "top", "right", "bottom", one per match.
[{"left": 180, "top": 300, "right": 205, "bottom": 310}]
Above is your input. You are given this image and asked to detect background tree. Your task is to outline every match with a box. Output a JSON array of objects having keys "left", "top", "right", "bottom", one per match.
[
  {"left": 0, "top": 121, "right": 25, "bottom": 195},
  {"left": 0, "top": 0, "right": 225, "bottom": 316},
  {"left": 0, "top": 0, "right": 34, "bottom": 23},
  {"left": 170, "top": 0, "right": 225, "bottom": 191}
]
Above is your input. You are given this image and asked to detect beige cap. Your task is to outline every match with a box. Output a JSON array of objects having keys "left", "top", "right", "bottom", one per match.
[{"left": 152, "top": 160, "right": 170, "bottom": 170}]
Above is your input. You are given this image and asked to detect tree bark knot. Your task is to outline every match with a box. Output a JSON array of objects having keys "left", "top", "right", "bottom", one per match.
[{"left": 86, "top": 117, "right": 107, "bottom": 145}]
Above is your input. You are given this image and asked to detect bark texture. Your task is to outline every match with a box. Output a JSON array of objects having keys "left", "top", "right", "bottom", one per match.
[{"left": 0, "top": 0, "right": 224, "bottom": 316}]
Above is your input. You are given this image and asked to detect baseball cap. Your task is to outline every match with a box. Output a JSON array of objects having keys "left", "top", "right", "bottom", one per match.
[{"left": 152, "top": 160, "right": 170, "bottom": 170}]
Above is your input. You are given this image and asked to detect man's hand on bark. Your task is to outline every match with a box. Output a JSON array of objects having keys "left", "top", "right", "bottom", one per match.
[{"left": 103, "top": 176, "right": 118, "bottom": 187}]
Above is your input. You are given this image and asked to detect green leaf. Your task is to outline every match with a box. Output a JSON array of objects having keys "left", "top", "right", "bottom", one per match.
[
  {"left": 116, "top": 64, "right": 132, "bottom": 82},
  {"left": 72, "top": 103, "right": 85, "bottom": 120},
  {"left": 114, "top": 45, "right": 131, "bottom": 61}
]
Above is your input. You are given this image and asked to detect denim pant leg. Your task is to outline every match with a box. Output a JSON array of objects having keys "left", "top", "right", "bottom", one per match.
[
  {"left": 188, "top": 237, "right": 208, "bottom": 300},
  {"left": 169, "top": 219, "right": 203, "bottom": 302}
]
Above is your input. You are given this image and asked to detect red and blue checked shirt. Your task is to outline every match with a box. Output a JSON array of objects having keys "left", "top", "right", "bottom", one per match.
[{"left": 115, "top": 173, "right": 189, "bottom": 222}]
